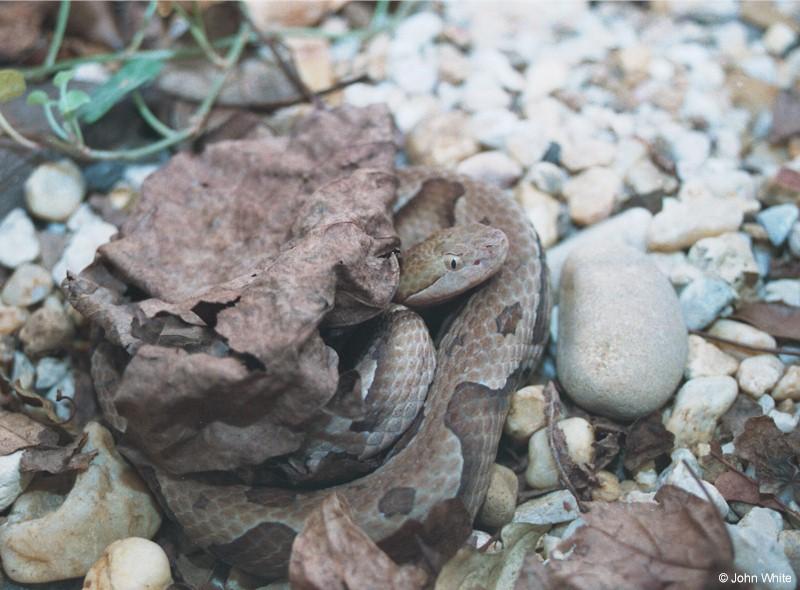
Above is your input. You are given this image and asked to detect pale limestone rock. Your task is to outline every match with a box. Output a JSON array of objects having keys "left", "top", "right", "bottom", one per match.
[
  {"left": 406, "top": 111, "right": 479, "bottom": 167},
  {"left": 503, "top": 385, "right": 547, "bottom": 443},
  {"left": 526, "top": 417, "right": 595, "bottom": 489},
  {"left": 665, "top": 376, "right": 738, "bottom": 448},
  {"left": 82, "top": 538, "right": 173, "bottom": 590},
  {"left": 477, "top": 464, "right": 519, "bottom": 529},
  {"left": 0, "top": 423, "right": 161, "bottom": 584},
  {"left": 685, "top": 335, "right": 739, "bottom": 380},
  {"left": 736, "top": 355, "right": 784, "bottom": 399},
  {"left": 647, "top": 197, "right": 743, "bottom": 251},
  {"left": 515, "top": 183, "right": 560, "bottom": 248},
  {"left": 708, "top": 319, "right": 777, "bottom": 360},
  {"left": 563, "top": 166, "right": 621, "bottom": 226},
  {"left": 24, "top": 159, "right": 85, "bottom": 223},
  {"left": 773, "top": 366, "right": 800, "bottom": 402}
]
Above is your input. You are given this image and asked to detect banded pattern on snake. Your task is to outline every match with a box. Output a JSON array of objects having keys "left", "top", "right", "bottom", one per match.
[{"left": 148, "top": 167, "right": 550, "bottom": 579}]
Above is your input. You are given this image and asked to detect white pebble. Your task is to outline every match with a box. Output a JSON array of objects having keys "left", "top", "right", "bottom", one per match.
[
  {"left": 24, "top": 160, "right": 85, "bottom": 223},
  {"left": 685, "top": 335, "right": 739, "bottom": 380},
  {"left": 0, "top": 209, "right": 40, "bottom": 269},
  {"left": 515, "top": 183, "right": 560, "bottom": 248},
  {"left": 665, "top": 376, "right": 738, "bottom": 448},
  {"left": 513, "top": 489, "right": 579, "bottom": 525},
  {"left": 526, "top": 417, "right": 595, "bottom": 489},
  {"left": 52, "top": 206, "right": 118, "bottom": 284},
  {"left": 563, "top": 166, "right": 621, "bottom": 226},
  {"left": 769, "top": 409, "right": 799, "bottom": 433},
  {"left": 82, "top": 537, "right": 173, "bottom": 590},
  {"left": 456, "top": 150, "right": 521, "bottom": 188},
  {"left": 687, "top": 232, "right": 760, "bottom": 291},
  {"left": 763, "top": 22, "right": 797, "bottom": 56},
  {"left": 708, "top": 319, "right": 777, "bottom": 360},
  {"left": 757, "top": 204, "right": 799, "bottom": 247},
  {"left": 647, "top": 197, "right": 743, "bottom": 251},
  {"left": 1, "top": 264, "right": 53, "bottom": 308},
  {"left": 737, "top": 355, "right": 784, "bottom": 399},
  {"left": 772, "top": 366, "right": 800, "bottom": 402}
]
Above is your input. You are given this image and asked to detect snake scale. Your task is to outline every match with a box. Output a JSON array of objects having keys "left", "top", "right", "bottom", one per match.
[{"left": 148, "top": 167, "right": 550, "bottom": 579}]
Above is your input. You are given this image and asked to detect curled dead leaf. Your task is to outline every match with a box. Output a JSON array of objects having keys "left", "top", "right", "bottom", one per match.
[{"left": 289, "top": 493, "right": 428, "bottom": 590}]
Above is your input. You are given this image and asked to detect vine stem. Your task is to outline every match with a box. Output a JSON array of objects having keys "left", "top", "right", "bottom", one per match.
[
  {"left": 44, "top": 0, "right": 71, "bottom": 69},
  {"left": 0, "top": 111, "right": 39, "bottom": 150}
]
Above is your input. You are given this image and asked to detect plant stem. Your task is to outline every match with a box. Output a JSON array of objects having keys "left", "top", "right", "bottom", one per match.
[
  {"left": 125, "top": 0, "right": 159, "bottom": 55},
  {"left": 132, "top": 90, "right": 177, "bottom": 138},
  {"left": 43, "top": 103, "right": 69, "bottom": 140},
  {"left": 44, "top": 0, "right": 71, "bottom": 70},
  {"left": 55, "top": 23, "right": 250, "bottom": 161},
  {"left": 173, "top": 3, "right": 226, "bottom": 67},
  {"left": 0, "top": 111, "right": 39, "bottom": 150}
]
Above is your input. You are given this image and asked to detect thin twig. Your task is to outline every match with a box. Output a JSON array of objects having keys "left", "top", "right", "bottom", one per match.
[
  {"left": 544, "top": 382, "right": 588, "bottom": 512},
  {"left": 125, "top": 0, "right": 160, "bottom": 55},
  {"left": 243, "top": 73, "right": 369, "bottom": 112},
  {"left": 690, "top": 330, "right": 800, "bottom": 357}
]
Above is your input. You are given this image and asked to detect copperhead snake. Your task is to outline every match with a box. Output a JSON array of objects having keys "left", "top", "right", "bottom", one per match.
[{"left": 148, "top": 167, "right": 550, "bottom": 579}]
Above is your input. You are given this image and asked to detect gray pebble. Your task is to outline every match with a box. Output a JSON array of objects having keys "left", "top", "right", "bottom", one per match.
[
  {"left": 679, "top": 276, "right": 737, "bottom": 330},
  {"left": 557, "top": 243, "right": 688, "bottom": 421},
  {"left": 1, "top": 264, "right": 53, "bottom": 308},
  {"left": 757, "top": 203, "right": 799, "bottom": 247},
  {"left": 34, "top": 357, "right": 70, "bottom": 391}
]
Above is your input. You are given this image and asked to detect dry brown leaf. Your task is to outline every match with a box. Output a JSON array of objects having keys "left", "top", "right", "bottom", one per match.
[
  {"left": 0, "top": 408, "right": 58, "bottom": 455},
  {"left": 714, "top": 469, "right": 785, "bottom": 513},
  {"left": 549, "top": 486, "right": 736, "bottom": 590},
  {"left": 732, "top": 302, "right": 800, "bottom": 342},
  {"left": 770, "top": 257, "right": 800, "bottom": 280},
  {"left": 623, "top": 411, "right": 674, "bottom": 472},
  {"left": 289, "top": 493, "right": 428, "bottom": 590},
  {"left": 719, "top": 394, "right": 762, "bottom": 441},
  {"left": 20, "top": 431, "right": 97, "bottom": 475},
  {"left": 66, "top": 106, "right": 399, "bottom": 477},
  {"left": 773, "top": 166, "right": 800, "bottom": 194},
  {"left": 734, "top": 415, "right": 800, "bottom": 500}
]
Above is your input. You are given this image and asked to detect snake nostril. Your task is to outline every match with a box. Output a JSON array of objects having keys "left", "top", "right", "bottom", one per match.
[{"left": 473, "top": 259, "right": 481, "bottom": 265}]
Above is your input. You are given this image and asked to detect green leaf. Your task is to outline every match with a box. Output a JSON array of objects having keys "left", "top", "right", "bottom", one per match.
[
  {"left": 59, "top": 89, "right": 91, "bottom": 115},
  {"left": 79, "top": 58, "right": 164, "bottom": 124},
  {"left": 0, "top": 70, "right": 26, "bottom": 103},
  {"left": 53, "top": 69, "right": 75, "bottom": 90},
  {"left": 26, "top": 90, "right": 50, "bottom": 106}
]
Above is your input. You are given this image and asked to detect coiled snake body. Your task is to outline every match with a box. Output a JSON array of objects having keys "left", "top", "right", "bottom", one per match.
[{"left": 150, "top": 168, "right": 550, "bottom": 578}]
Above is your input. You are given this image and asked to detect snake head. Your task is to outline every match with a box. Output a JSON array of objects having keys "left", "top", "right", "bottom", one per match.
[{"left": 396, "top": 223, "right": 508, "bottom": 307}]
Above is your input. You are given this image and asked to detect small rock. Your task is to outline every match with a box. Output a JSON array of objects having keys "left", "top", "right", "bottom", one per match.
[
  {"left": 19, "top": 297, "right": 74, "bottom": 356},
  {"left": 456, "top": 150, "right": 522, "bottom": 188},
  {"left": 759, "top": 394, "right": 776, "bottom": 414},
  {"left": 468, "top": 109, "right": 519, "bottom": 149},
  {"left": 515, "top": 183, "right": 560, "bottom": 248},
  {"left": 513, "top": 489, "right": 579, "bottom": 525},
  {"left": 437, "top": 43, "right": 469, "bottom": 84},
  {"left": 773, "top": 366, "right": 800, "bottom": 401},
  {"left": 503, "top": 385, "right": 547, "bottom": 443},
  {"left": 526, "top": 161, "right": 567, "bottom": 195},
  {"left": 406, "top": 112, "right": 479, "bottom": 167},
  {"left": 558, "top": 243, "right": 688, "bottom": 421},
  {"left": 526, "top": 417, "right": 595, "bottom": 489},
  {"left": 789, "top": 222, "right": 800, "bottom": 257},
  {"left": 764, "top": 22, "right": 797, "bottom": 56},
  {"left": 505, "top": 121, "right": 551, "bottom": 168},
  {"left": 560, "top": 137, "right": 617, "bottom": 173},
  {"left": 769, "top": 409, "right": 798, "bottom": 433},
  {"left": 0, "top": 451, "right": 32, "bottom": 512},
  {"left": 757, "top": 204, "right": 799, "bottom": 247},
  {"left": 11, "top": 351, "right": 34, "bottom": 390},
  {"left": 779, "top": 529, "right": 800, "bottom": 580},
  {"left": 728, "top": 507, "right": 795, "bottom": 590},
  {"left": 763, "top": 280, "right": 800, "bottom": 307},
  {"left": 477, "top": 464, "right": 518, "bottom": 529},
  {"left": 679, "top": 276, "right": 737, "bottom": 330},
  {"left": 524, "top": 57, "right": 568, "bottom": 100},
  {"left": 82, "top": 538, "right": 173, "bottom": 590},
  {"left": 708, "top": 319, "right": 777, "bottom": 360},
  {"left": 52, "top": 206, "right": 118, "bottom": 284},
  {"left": 687, "top": 232, "right": 760, "bottom": 292},
  {"left": 658, "top": 457, "right": 729, "bottom": 517},
  {"left": 34, "top": 357, "right": 70, "bottom": 391},
  {"left": 665, "top": 376, "right": 738, "bottom": 448},
  {"left": 649, "top": 252, "right": 704, "bottom": 287},
  {"left": 562, "top": 166, "right": 621, "bottom": 226},
  {"left": 592, "top": 470, "right": 621, "bottom": 502},
  {"left": 647, "top": 197, "right": 744, "bottom": 251},
  {"left": 0, "top": 209, "right": 40, "bottom": 269},
  {"left": 1, "top": 264, "right": 53, "bottom": 307},
  {"left": 737, "top": 355, "right": 784, "bottom": 399},
  {"left": 626, "top": 157, "right": 668, "bottom": 196},
  {"left": 24, "top": 160, "right": 85, "bottom": 223},
  {"left": 0, "top": 304, "right": 28, "bottom": 336},
  {"left": 0, "top": 423, "right": 161, "bottom": 584},
  {"left": 685, "top": 335, "right": 739, "bottom": 380},
  {"left": 460, "top": 72, "right": 511, "bottom": 111}
]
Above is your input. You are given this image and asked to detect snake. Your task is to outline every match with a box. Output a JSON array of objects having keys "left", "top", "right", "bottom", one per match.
[{"left": 147, "top": 167, "right": 550, "bottom": 579}]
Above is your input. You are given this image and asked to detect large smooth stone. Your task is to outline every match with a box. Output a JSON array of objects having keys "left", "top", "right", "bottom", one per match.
[{"left": 557, "top": 243, "right": 688, "bottom": 421}]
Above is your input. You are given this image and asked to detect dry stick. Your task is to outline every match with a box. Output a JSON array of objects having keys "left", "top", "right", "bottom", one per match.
[
  {"left": 690, "top": 329, "right": 800, "bottom": 357},
  {"left": 708, "top": 446, "right": 800, "bottom": 525},
  {"left": 246, "top": 16, "right": 324, "bottom": 110},
  {"left": 544, "top": 382, "right": 588, "bottom": 512},
  {"left": 247, "top": 73, "right": 370, "bottom": 112}
]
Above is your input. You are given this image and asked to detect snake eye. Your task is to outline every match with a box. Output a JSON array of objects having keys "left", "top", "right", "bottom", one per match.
[{"left": 444, "top": 254, "right": 462, "bottom": 271}]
